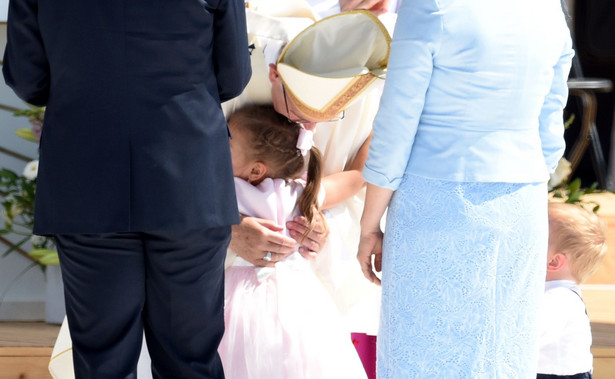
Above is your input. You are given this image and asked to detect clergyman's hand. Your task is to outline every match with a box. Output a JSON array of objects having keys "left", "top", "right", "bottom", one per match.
[
  {"left": 340, "top": 0, "right": 389, "bottom": 16},
  {"left": 230, "top": 216, "right": 297, "bottom": 267},
  {"left": 286, "top": 214, "right": 329, "bottom": 259}
]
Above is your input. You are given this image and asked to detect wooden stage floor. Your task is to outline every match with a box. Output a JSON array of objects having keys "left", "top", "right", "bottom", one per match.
[{"left": 1, "top": 292, "right": 613, "bottom": 379}]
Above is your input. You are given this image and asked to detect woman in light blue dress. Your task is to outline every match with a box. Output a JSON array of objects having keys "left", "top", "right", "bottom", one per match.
[{"left": 357, "top": 0, "right": 574, "bottom": 377}]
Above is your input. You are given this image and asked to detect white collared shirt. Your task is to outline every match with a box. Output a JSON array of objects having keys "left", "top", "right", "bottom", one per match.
[{"left": 537, "top": 280, "right": 593, "bottom": 375}]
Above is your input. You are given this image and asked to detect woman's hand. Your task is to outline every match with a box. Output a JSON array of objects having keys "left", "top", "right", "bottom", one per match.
[
  {"left": 230, "top": 216, "right": 297, "bottom": 267},
  {"left": 286, "top": 214, "right": 329, "bottom": 259},
  {"left": 357, "top": 229, "right": 383, "bottom": 285},
  {"left": 357, "top": 183, "right": 392, "bottom": 285}
]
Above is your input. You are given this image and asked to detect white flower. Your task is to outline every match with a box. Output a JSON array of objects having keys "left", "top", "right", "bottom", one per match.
[
  {"left": 30, "top": 234, "right": 47, "bottom": 247},
  {"left": 2, "top": 197, "right": 23, "bottom": 221},
  {"left": 548, "top": 157, "right": 572, "bottom": 190},
  {"left": 22, "top": 160, "right": 39, "bottom": 180},
  {"left": 1, "top": 209, "right": 11, "bottom": 225},
  {"left": 10, "top": 202, "right": 23, "bottom": 217}
]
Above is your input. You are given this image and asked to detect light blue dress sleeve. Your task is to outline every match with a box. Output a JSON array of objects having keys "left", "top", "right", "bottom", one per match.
[
  {"left": 363, "top": 0, "right": 443, "bottom": 190},
  {"left": 539, "top": 35, "right": 574, "bottom": 173}
]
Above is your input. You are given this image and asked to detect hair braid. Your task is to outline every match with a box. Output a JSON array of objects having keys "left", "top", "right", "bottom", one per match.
[{"left": 228, "top": 105, "right": 326, "bottom": 241}]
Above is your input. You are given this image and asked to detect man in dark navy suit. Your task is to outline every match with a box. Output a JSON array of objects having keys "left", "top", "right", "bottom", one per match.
[{"left": 3, "top": 0, "right": 251, "bottom": 377}]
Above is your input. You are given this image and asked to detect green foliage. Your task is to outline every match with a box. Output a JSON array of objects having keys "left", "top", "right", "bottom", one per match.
[
  {"left": 12, "top": 105, "right": 44, "bottom": 143},
  {"left": 0, "top": 166, "right": 58, "bottom": 266},
  {"left": 13, "top": 104, "right": 45, "bottom": 121},
  {"left": 14, "top": 128, "right": 37, "bottom": 142},
  {"left": 29, "top": 249, "right": 59, "bottom": 265},
  {"left": 1, "top": 105, "right": 56, "bottom": 267},
  {"left": 564, "top": 113, "right": 575, "bottom": 129},
  {"left": 551, "top": 178, "right": 601, "bottom": 213}
]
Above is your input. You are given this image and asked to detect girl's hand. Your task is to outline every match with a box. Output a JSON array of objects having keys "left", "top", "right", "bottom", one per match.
[
  {"left": 357, "top": 229, "right": 383, "bottom": 285},
  {"left": 286, "top": 214, "right": 329, "bottom": 259},
  {"left": 230, "top": 216, "right": 297, "bottom": 267}
]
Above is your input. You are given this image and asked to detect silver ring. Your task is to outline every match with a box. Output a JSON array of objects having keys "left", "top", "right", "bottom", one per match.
[{"left": 262, "top": 252, "right": 272, "bottom": 262}]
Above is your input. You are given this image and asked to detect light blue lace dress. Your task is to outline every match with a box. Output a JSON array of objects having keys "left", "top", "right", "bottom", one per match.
[
  {"left": 378, "top": 174, "right": 548, "bottom": 378},
  {"left": 361, "top": 0, "right": 571, "bottom": 377}
]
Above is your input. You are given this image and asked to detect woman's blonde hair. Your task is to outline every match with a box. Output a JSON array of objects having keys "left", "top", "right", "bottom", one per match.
[{"left": 548, "top": 202, "right": 608, "bottom": 283}]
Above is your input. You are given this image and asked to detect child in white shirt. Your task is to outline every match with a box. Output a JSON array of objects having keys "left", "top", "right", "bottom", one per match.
[{"left": 537, "top": 202, "right": 608, "bottom": 379}]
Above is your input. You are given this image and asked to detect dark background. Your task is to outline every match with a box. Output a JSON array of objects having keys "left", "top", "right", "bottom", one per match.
[{"left": 565, "top": 1, "right": 615, "bottom": 189}]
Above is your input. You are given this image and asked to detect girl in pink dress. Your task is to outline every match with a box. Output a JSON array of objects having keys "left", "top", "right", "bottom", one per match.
[{"left": 219, "top": 105, "right": 367, "bottom": 379}]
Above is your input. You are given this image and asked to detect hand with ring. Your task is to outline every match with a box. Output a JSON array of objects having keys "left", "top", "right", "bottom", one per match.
[
  {"left": 261, "top": 251, "right": 283, "bottom": 263},
  {"left": 230, "top": 216, "right": 297, "bottom": 267}
]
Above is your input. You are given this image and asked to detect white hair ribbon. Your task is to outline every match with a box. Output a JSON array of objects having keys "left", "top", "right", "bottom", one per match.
[{"left": 296, "top": 128, "right": 313, "bottom": 156}]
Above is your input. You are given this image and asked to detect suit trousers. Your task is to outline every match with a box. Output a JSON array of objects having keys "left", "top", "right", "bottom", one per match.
[{"left": 55, "top": 226, "right": 231, "bottom": 379}]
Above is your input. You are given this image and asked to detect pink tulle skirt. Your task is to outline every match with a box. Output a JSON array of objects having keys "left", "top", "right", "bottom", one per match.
[{"left": 218, "top": 254, "right": 367, "bottom": 379}]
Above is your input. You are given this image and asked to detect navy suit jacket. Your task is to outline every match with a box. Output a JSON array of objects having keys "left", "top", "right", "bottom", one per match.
[{"left": 3, "top": 0, "right": 251, "bottom": 234}]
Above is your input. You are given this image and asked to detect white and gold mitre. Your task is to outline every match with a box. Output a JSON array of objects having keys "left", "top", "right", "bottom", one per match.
[
  {"left": 48, "top": 320, "right": 73, "bottom": 379},
  {"left": 277, "top": 10, "right": 391, "bottom": 121},
  {"left": 245, "top": 0, "right": 317, "bottom": 21},
  {"left": 242, "top": 0, "right": 316, "bottom": 104}
]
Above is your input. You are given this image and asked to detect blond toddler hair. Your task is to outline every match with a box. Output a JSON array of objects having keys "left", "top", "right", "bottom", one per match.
[{"left": 548, "top": 202, "right": 608, "bottom": 283}]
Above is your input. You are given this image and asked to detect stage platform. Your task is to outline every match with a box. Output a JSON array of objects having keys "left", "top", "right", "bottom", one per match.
[
  {"left": 0, "top": 302, "right": 613, "bottom": 379},
  {"left": 1, "top": 193, "right": 615, "bottom": 379}
]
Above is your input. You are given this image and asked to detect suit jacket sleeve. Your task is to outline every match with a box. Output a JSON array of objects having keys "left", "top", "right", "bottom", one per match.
[
  {"left": 212, "top": 0, "right": 252, "bottom": 102},
  {"left": 2, "top": 0, "right": 50, "bottom": 106}
]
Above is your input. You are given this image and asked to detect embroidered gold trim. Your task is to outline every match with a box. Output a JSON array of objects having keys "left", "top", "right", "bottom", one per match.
[
  {"left": 49, "top": 347, "right": 73, "bottom": 363},
  {"left": 284, "top": 74, "right": 377, "bottom": 121},
  {"left": 275, "top": 9, "right": 391, "bottom": 121}
]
